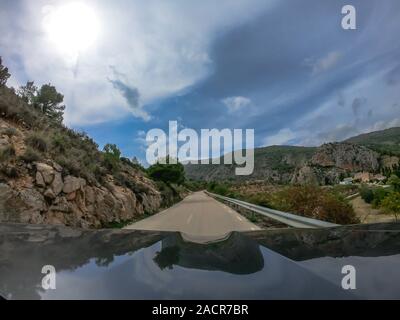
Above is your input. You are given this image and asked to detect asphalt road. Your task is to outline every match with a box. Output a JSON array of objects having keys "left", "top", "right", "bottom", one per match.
[{"left": 125, "top": 191, "right": 260, "bottom": 243}]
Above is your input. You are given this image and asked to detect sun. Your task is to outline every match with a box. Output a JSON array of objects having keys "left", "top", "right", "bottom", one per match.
[{"left": 43, "top": 2, "right": 100, "bottom": 54}]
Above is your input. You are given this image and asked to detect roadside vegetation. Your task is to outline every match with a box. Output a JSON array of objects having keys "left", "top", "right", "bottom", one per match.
[
  {"left": 360, "top": 174, "right": 400, "bottom": 220},
  {"left": 203, "top": 181, "right": 359, "bottom": 225}
]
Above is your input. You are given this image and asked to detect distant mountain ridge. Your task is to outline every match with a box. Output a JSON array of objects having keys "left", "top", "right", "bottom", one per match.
[
  {"left": 345, "top": 127, "right": 400, "bottom": 156},
  {"left": 185, "top": 127, "right": 400, "bottom": 185}
]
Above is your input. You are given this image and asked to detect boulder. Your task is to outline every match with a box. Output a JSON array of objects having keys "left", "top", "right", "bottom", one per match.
[
  {"left": 63, "top": 176, "right": 86, "bottom": 194},
  {"left": 85, "top": 186, "right": 95, "bottom": 204},
  {"left": 51, "top": 172, "right": 63, "bottom": 196},
  {"left": 291, "top": 166, "right": 320, "bottom": 185},
  {"left": 49, "top": 197, "right": 71, "bottom": 213},
  {"left": 35, "top": 172, "right": 46, "bottom": 187},
  {"left": 66, "top": 191, "right": 77, "bottom": 201},
  {"left": 0, "top": 184, "right": 46, "bottom": 224},
  {"left": 51, "top": 161, "right": 63, "bottom": 173},
  {"left": 44, "top": 188, "right": 56, "bottom": 200},
  {"left": 35, "top": 162, "right": 55, "bottom": 184}
]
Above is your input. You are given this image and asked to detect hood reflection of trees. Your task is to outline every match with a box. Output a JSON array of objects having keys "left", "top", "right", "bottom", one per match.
[{"left": 153, "top": 232, "right": 264, "bottom": 275}]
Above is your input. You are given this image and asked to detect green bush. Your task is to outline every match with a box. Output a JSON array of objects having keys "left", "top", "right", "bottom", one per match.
[
  {"left": 360, "top": 186, "right": 374, "bottom": 204},
  {"left": 2, "top": 127, "right": 18, "bottom": 138},
  {"left": 19, "top": 148, "right": 41, "bottom": 163},
  {"left": 147, "top": 161, "right": 185, "bottom": 185},
  {"left": 0, "top": 145, "right": 16, "bottom": 161},
  {"left": 1, "top": 165, "right": 18, "bottom": 178},
  {"left": 51, "top": 134, "right": 67, "bottom": 153},
  {"left": 388, "top": 174, "right": 400, "bottom": 192},
  {"left": 270, "top": 185, "right": 359, "bottom": 225},
  {"left": 248, "top": 194, "right": 272, "bottom": 208},
  {"left": 381, "top": 192, "right": 400, "bottom": 219},
  {"left": 372, "top": 188, "right": 390, "bottom": 207},
  {"left": 102, "top": 143, "right": 121, "bottom": 172},
  {"left": 25, "top": 133, "right": 48, "bottom": 153}
]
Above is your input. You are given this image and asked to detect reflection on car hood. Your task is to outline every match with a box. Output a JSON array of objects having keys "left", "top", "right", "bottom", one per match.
[{"left": 0, "top": 223, "right": 399, "bottom": 300}]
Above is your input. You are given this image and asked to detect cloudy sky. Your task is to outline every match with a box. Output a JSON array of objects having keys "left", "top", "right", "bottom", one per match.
[{"left": 1, "top": 0, "right": 400, "bottom": 163}]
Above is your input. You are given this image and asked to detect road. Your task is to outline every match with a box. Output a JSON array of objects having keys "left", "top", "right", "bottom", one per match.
[{"left": 125, "top": 191, "right": 260, "bottom": 243}]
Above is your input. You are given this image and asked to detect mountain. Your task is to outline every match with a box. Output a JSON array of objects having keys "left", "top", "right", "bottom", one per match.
[
  {"left": 185, "top": 130, "right": 400, "bottom": 185},
  {"left": 0, "top": 85, "right": 181, "bottom": 229},
  {"left": 345, "top": 127, "right": 400, "bottom": 156},
  {"left": 185, "top": 146, "right": 316, "bottom": 183}
]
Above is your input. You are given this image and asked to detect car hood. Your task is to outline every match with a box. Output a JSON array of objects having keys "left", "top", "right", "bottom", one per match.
[{"left": 0, "top": 223, "right": 400, "bottom": 300}]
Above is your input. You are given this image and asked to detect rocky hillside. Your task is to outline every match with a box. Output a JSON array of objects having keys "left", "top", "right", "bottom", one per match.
[
  {"left": 345, "top": 127, "right": 400, "bottom": 156},
  {"left": 0, "top": 84, "right": 174, "bottom": 229},
  {"left": 291, "top": 143, "right": 382, "bottom": 185},
  {"left": 185, "top": 146, "right": 316, "bottom": 184},
  {"left": 186, "top": 132, "right": 400, "bottom": 185}
]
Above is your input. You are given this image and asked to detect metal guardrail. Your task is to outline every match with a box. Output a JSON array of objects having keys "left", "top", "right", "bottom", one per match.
[{"left": 205, "top": 191, "right": 340, "bottom": 229}]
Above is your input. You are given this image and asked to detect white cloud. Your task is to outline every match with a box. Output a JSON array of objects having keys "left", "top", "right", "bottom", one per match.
[
  {"left": 367, "top": 118, "right": 400, "bottom": 132},
  {"left": 222, "top": 96, "right": 252, "bottom": 113},
  {"left": 0, "top": 0, "right": 274, "bottom": 126},
  {"left": 263, "top": 128, "right": 296, "bottom": 146},
  {"left": 305, "top": 51, "right": 342, "bottom": 75}
]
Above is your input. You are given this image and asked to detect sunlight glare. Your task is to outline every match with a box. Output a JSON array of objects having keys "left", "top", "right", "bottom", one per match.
[{"left": 43, "top": 2, "right": 100, "bottom": 55}]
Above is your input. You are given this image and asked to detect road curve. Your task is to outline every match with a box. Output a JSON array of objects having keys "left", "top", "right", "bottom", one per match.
[{"left": 125, "top": 191, "right": 260, "bottom": 243}]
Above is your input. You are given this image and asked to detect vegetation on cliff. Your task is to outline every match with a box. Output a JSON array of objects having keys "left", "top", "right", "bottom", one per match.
[{"left": 0, "top": 57, "right": 186, "bottom": 228}]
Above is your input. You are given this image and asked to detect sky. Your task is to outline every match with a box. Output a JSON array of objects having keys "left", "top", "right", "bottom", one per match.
[{"left": 1, "top": 0, "right": 400, "bottom": 164}]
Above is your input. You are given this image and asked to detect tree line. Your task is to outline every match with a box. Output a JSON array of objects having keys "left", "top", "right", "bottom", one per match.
[{"left": 1, "top": 57, "right": 65, "bottom": 124}]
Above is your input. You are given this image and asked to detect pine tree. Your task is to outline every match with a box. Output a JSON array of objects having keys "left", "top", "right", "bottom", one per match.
[
  {"left": 35, "top": 84, "right": 65, "bottom": 123},
  {"left": 17, "top": 81, "right": 38, "bottom": 105},
  {"left": 0, "top": 57, "right": 11, "bottom": 86}
]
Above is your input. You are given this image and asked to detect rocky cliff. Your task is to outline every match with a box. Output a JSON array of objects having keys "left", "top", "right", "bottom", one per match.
[
  {"left": 291, "top": 142, "right": 383, "bottom": 185},
  {"left": 185, "top": 137, "right": 400, "bottom": 185},
  {"left": 0, "top": 118, "right": 163, "bottom": 228}
]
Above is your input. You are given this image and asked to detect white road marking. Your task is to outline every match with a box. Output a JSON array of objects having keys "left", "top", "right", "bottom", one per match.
[
  {"left": 187, "top": 214, "right": 193, "bottom": 224},
  {"left": 237, "top": 216, "right": 243, "bottom": 221}
]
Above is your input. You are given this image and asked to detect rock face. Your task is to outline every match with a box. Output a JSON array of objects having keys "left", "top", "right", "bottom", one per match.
[
  {"left": 0, "top": 88, "right": 183, "bottom": 229},
  {"left": 289, "top": 143, "right": 382, "bottom": 185},
  {"left": 186, "top": 141, "right": 396, "bottom": 186},
  {"left": 0, "top": 159, "right": 163, "bottom": 228},
  {"left": 310, "top": 143, "right": 380, "bottom": 172}
]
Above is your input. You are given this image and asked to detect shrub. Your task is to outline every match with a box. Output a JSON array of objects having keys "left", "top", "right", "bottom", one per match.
[
  {"left": 54, "top": 155, "right": 81, "bottom": 177},
  {"left": 372, "top": 188, "right": 390, "bottom": 207},
  {"left": 381, "top": 192, "right": 400, "bottom": 220},
  {"left": 248, "top": 194, "right": 272, "bottom": 208},
  {"left": 360, "top": 186, "right": 374, "bottom": 204},
  {"left": 51, "top": 134, "right": 67, "bottom": 153},
  {"left": 2, "top": 127, "right": 18, "bottom": 138},
  {"left": 102, "top": 143, "right": 121, "bottom": 172},
  {"left": 0, "top": 145, "right": 16, "bottom": 162},
  {"left": 19, "top": 148, "right": 41, "bottom": 162},
  {"left": 388, "top": 174, "right": 400, "bottom": 192},
  {"left": 1, "top": 165, "right": 18, "bottom": 178},
  {"left": 270, "top": 185, "right": 359, "bottom": 225},
  {"left": 0, "top": 57, "right": 10, "bottom": 86},
  {"left": 147, "top": 161, "right": 185, "bottom": 185},
  {"left": 25, "top": 134, "right": 48, "bottom": 152}
]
